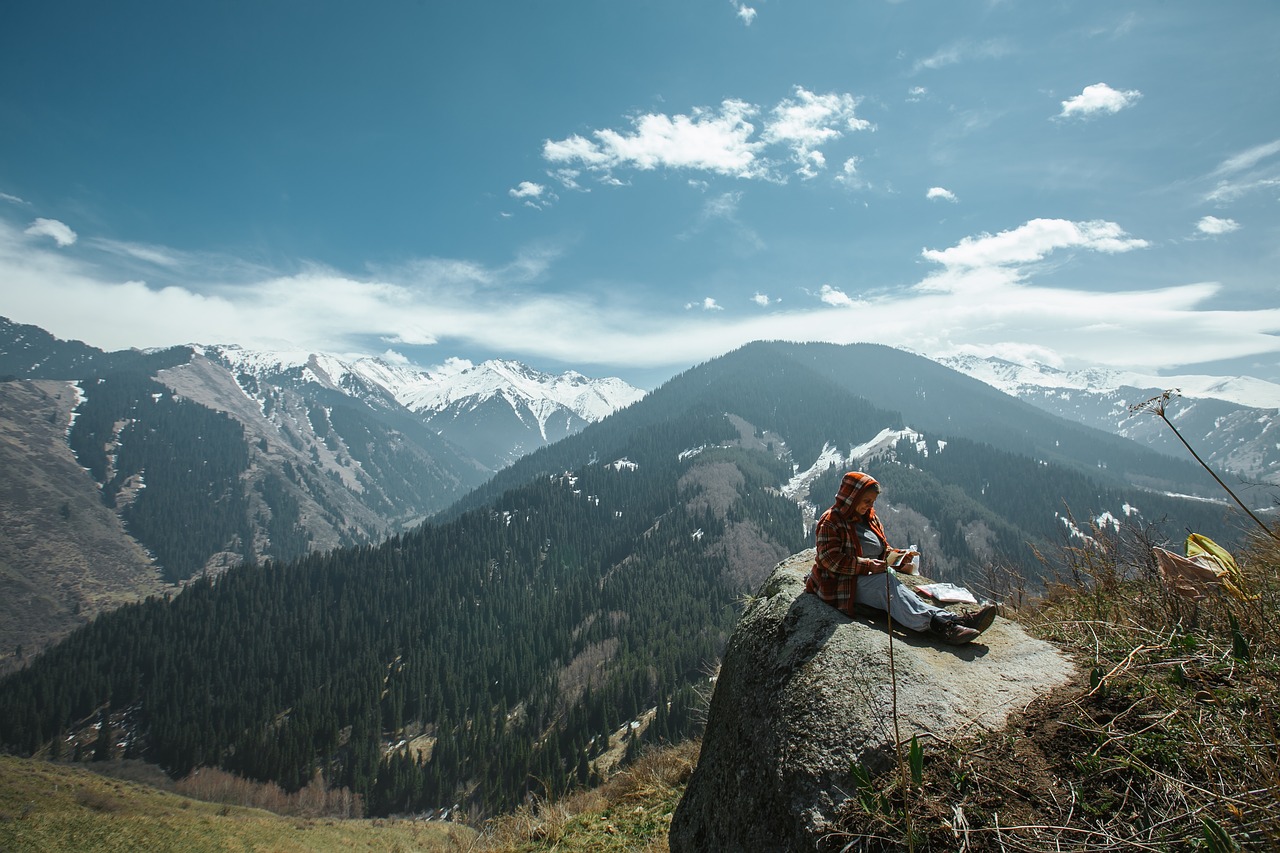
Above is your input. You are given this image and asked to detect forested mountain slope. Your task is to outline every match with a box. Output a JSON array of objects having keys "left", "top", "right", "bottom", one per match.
[
  {"left": 774, "top": 341, "right": 1222, "bottom": 496},
  {"left": 0, "top": 318, "right": 639, "bottom": 671},
  {"left": 0, "top": 340, "right": 1245, "bottom": 821},
  {"left": 0, "top": 407, "right": 804, "bottom": 817}
]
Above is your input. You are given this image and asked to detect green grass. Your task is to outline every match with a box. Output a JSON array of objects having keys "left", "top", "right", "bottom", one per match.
[
  {"left": 0, "top": 754, "right": 474, "bottom": 853},
  {"left": 6, "top": 525, "right": 1277, "bottom": 852}
]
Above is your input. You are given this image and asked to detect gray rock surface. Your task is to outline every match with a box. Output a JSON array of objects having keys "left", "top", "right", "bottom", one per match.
[{"left": 669, "top": 549, "right": 1077, "bottom": 852}]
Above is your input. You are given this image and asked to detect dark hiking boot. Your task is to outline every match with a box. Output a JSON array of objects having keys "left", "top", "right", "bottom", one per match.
[
  {"left": 930, "top": 614, "right": 979, "bottom": 646},
  {"left": 957, "top": 603, "right": 999, "bottom": 635}
]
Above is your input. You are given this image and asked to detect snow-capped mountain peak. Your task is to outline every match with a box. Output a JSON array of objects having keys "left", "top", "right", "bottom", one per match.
[
  {"left": 935, "top": 354, "right": 1280, "bottom": 410},
  {"left": 197, "top": 343, "right": 645, "bottom": 452},
  {"left": 932, "top": 352, "right": 1280, "bottom": 485}
]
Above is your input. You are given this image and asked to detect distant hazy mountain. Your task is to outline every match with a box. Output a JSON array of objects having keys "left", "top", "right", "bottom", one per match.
[{"left": 934, "top": 354, "right": 1280, "bottom": 486}]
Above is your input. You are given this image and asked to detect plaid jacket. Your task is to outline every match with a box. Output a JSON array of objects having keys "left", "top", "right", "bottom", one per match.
[{"left": 805, "top": 471, "right": 889, "bottom": 617}]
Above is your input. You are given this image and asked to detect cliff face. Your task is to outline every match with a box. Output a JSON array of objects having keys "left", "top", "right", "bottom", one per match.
[{"left": 669, "top": 550, "right": 1076, "bottom": 852}]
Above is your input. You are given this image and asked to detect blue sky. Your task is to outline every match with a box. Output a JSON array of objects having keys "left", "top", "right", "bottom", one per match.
[{"left": 2, "top": 1, "right": 1278, "bottom": 389}]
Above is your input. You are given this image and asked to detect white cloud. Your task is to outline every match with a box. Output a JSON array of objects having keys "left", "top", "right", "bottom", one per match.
[
  {"left": 550, "top": 169, "right": 583, "bottom": 191},
  {"left": 907, "top": 86, "right": 927, "bottom": 102},
  {"left": 1196, "top": 215, "right": 1240, "bottom": 235},
  {"left": 835, "top": 156, "right": 865, "bottom": 189},
  {"left": 2, "top": 217, "right": 1276, "bottom": 390},
  {"left": 510, "top": 181, "right": 555, "bottom": 211},
  {"left": 751, "top": 292, "right": 773, "bottom": 306},
  {"left": 732, "top": 2, "right": 756, "bottom": 25},
  {"left": 762, "top": 87, "right": 871, "bottom": 178},
  {"left": 1056, "top": 83, "right": 1142, "bottom": 119},
  {"left": 818, "top": 284, "right": 853, "bottom": 306},
  {"left": 921, "top": 218, "right": 1147, "bottom": 274},
  {"left": 429, "top": 357, "right": 475, "bottom": 376},
  {"left": 381, "top": 349, "right": 410, "bottom": 365},
  {"left": 1, "top": 192, "right": 28, "bottom": 206},
  {"left": 25, "top": 217, "right": 77, "bottom": 246},
  {"left": 510, "top": 181, "right": 545, "bottom": 199},
  {"left": 926, "top": 187, "right": 957, "bottom": 202},
  {"left": 544, "top": 99, "right": 765, "bottom": 179},
  {"left": 542, "top": 88, "right": 868, "bottom": 184},
  {"left": 686, "top": 297, "right": 723, "bottom": 311}
]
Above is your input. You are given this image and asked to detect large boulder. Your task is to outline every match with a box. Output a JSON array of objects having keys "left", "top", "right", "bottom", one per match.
[{"left": 669, "top": 549, "right": 1076, "bottom": 852}]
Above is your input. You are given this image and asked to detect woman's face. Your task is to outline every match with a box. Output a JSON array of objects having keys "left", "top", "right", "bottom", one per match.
[{"left": 853, "top": 490, "right": 878, "bottom": 517}]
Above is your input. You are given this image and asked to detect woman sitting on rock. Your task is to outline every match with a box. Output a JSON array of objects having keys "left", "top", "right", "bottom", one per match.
[{"left": 805, "top": 471, "right": 996, "bottom": 645}]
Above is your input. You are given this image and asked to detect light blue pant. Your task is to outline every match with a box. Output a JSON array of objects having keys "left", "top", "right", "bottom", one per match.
[{"left": 855, "top": 571, "right": 946, "bottom": 633}]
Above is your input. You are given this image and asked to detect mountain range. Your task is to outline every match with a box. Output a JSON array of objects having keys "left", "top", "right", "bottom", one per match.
[
  {"left": 0, "top": 316, "right": 642, "bottom": 671},
  {"left": 0, "top": 325, "right": 1264, "bottom": 818},
  {"left": 936, "top": 354, "right": 1280, "bottom": 488}
]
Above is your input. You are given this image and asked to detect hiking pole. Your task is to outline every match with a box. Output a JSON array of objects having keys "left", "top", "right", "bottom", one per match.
[{"left": 884, "top": 565, "right": 915, "bottom": 852}]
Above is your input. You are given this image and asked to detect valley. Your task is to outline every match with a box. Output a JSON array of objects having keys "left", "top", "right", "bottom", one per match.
[{"left": 0, "top": 320, "right": 1272, "bottom": 829}]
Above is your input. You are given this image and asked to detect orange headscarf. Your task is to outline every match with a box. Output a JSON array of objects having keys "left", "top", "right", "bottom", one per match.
[{"left": 830, "top": 471, "right": 888, "bottom": 547}]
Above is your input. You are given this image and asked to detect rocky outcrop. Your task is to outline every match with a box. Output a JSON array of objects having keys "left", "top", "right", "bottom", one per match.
[{"left": 669, "top": 550, "right": 1076, "bottom": 852}]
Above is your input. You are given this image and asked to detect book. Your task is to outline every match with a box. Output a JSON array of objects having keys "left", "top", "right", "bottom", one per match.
[
  {"left": 916, "top": 583, "right": 978, "bottom": 604},
  {"left": 884, "top": 547, "right": 919, "bottom": 573}
]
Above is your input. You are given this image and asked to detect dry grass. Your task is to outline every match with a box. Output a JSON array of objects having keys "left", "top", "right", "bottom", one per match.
[
  {"left": 0, "top": 753, "right": 474, "bottom": 853},
  {"left": 466, "top": 740, "right": 699, "bottom": 853},
  {"left": 828, "top": 521, "right": 1280, "bottom": 852}
]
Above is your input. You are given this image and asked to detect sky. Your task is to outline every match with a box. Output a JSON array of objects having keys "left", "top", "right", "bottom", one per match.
[{"left": 2, "top": 1, "right": 1279, "bottom": 390}]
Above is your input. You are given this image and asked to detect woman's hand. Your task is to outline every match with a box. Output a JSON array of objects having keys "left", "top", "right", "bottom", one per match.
[{"left": 860, "top": 559, "right": 888, "bottom": 575}]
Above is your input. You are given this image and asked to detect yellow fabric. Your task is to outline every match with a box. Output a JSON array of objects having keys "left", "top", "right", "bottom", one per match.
[{"left": 1184, "top": 533, "right": 1254, "bottom": 601}]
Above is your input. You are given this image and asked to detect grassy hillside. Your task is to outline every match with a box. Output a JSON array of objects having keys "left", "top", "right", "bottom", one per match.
[
  {"left": 479, "top": 522, "right": 1280, "bottom": 852},
  {"left": 4, "top": 521, "right": 1276, "bottom": 851},
  {"left": 0, "top": 754, "right": 473, "bottom": 853},
  {"left": 0, "top": 379, "right": 165, "bottom": 675}
]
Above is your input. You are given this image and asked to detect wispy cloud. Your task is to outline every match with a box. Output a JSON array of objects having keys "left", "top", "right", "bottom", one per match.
[
  {"left": 1205, "top": 139, "right": 1280, "bottom": 203},
  {"left": 731, "top": 1, "right": 756, "bottom": 26},
  {"left": 1, "top": 192, "right": 29, "bottom": 206},
  {"left": 835, "top": 157, "right": 866, "bottom": 189},
  {"left": 926, "top": 187, "right": 958, "bottom": 202},
  {"left": 2, "top": 216, "right": 1276, "bottom": 386},
  {"left": 677, "top": 192, "right": 765, "bottom": 253},
  {"left": 913, "top": 39, "right": 1010, "bottom": 73},
  {"left": 687, "top": 297, "right": 723, "bottom": 311},
  {"left": 1056, "top": 83, "right": 1142, "bottom": 119},
  {"left": 90, "top": 238, "right": 196, "bottom": 269},
  {"left": 1214, "top": 139, "right": 1280, "bottom": 176},
  {"left": 25, "top": 218, "right": 77, "bottom": 246}
]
